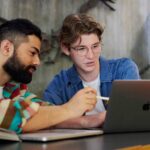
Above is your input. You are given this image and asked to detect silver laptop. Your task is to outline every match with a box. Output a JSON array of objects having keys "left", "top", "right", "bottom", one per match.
[
  {"left": 103, "top": 80, "right": 150, "bottom": 133},
  {"left": 19, "top": 129, "right": 103, "bottom": 142},
  {"left": 20, "top": 80, "right": 150, "bottom": 141}
]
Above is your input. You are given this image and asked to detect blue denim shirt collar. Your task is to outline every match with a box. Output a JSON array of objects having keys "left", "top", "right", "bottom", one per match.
[
  {"left": 67, "top": 64, "right": 81, "bottom": 85},
  {"left": 67, "top": 57, "right": 112, "bottom": 86},
  {"left": 100, "top": 57, "right": 112, "bottom": 83}
]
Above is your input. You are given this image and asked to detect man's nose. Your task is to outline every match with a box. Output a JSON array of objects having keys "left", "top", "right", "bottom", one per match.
[
  {"left": 86, "top": 48, "right": 94, "bottom": 59},
  {"left": 33, "top": 56, "right": 40, "bottom": 66}
]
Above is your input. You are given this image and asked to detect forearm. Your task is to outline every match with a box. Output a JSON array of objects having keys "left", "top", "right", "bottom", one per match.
[
  {"left": 22, "top": 105, "right": 76, "bottom": 132},
  {"left": 23, "top": 87, "right": 98, "bottom": 132},
  {"left": 54, "top": 112, "right": 106, "bottom": 129},
  {"left": 54, "top": 117, "right": 84, "bottom": 129}
]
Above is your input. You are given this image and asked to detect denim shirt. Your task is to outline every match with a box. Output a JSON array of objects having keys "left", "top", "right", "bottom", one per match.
[{"left": 43, "top": 57, "right": 140, "bottom": 105}]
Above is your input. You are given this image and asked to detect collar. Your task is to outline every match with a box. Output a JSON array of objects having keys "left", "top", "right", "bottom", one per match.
[
  {"left": 3, "top": 81, "right": 21, "bottom": 98},
  {"left": 100, "top": 57, "right": 113, "bottom": 83},
  {"left": 67, "top": 65, "right": 82, "bottom": 86}
]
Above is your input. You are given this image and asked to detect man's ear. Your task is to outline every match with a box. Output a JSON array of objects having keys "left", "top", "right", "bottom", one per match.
[
  {"left": 0, "top": 40, "right": 14, "bottom": 56},
  {"left": 61, "top": 43, "right": 70, "bottom": 56}
]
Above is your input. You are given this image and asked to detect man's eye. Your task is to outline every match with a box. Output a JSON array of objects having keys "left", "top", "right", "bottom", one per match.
[
  {"left": 30, "top": 51, "right": 36, "bottom": 56},
  {"left": 93, "top": 45, "right": 99, "bottom": 48},
  {"left": 76, "top": 47, "right": 86, "bottom": 51}
]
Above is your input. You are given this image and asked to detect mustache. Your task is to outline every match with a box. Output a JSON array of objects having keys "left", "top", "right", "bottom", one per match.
[{"left": 26, "top": 65, "right": 37, "bottom": 72}]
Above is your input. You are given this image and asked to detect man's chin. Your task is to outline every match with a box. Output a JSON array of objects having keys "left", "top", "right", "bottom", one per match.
[
  {"left": 84, "top": 66, "right": 96, "bottom": 72},
  {"left": 12, "top": 76, "right": 32, "bottom": 84}
]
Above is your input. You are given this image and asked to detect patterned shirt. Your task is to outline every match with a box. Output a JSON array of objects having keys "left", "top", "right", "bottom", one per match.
[{"left": 0, "top": 81, "right": 50, "bottom": 133}]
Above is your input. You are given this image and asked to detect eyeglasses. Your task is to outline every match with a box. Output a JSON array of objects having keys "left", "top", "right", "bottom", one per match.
[{"left": 70, "top": 42, "right": 101, "bottom": 56}]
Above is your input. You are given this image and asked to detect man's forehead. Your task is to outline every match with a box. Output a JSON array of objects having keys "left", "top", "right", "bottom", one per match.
[
  {"left": 72, "top": 34, "right": 99, "bottom": 46},
  {"left": 27, "top": 35, "right": 41, "bottom": 50}
]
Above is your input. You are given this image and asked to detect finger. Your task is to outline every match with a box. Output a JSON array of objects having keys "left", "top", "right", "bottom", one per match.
[
  {"left": 86, "top": 92, "right": 97, "bottom": 99},
  {"left": 83, "top": 87, "right": 97, "bottom": 94},
  {"left": 86, "top": 104, "right": 95, "bottom": 112},
  {"left": 86, "top": 99, "right": 97, "bottom": 105}
]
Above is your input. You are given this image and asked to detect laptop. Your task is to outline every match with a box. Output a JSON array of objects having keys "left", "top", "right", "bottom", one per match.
[
  {"left": 19, "top": 80, "right": 150, "bottom": 141},
  {"left": 19, "top": 129, "right": 103, "bottom": 142},
  {"left": 103, "top": 80, "right": 150, "bottom": 133}
]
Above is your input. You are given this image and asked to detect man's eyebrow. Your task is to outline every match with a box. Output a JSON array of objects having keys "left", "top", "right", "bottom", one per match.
[
  {"left": 77, "top": 42, "right": 100, "bottom": 47},
  {"left": 32, "top": 47, "right": 40, "bottom": 54},
  {"left": 93, "top": 41, "right": 100, "bottom": 45}
]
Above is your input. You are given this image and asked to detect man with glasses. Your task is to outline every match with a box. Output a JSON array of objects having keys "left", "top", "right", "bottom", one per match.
[{"left": 43, "top": 14, "right": 140, "bottom": 128}]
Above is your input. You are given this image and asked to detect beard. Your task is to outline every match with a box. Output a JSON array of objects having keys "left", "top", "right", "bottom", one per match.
[{"left": 3, "top": 53, "right": 36, "bottom": 84}]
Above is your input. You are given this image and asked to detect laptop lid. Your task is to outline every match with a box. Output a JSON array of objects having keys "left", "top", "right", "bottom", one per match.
[
  {"left": 19, "top": 129, "right": 103, "bottom": 142},
  {"left": 103, "top": 80, "right": 150, "bottom": 133}
]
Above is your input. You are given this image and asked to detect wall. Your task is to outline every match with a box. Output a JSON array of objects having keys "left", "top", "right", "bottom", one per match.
[{"left": 0, "top": 0, "right": 150, "bottom": 97}]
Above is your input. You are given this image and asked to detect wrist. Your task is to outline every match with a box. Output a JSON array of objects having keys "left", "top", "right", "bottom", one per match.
[{"left": 61, "top": 103, "right": 76, "bottom": 119}]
